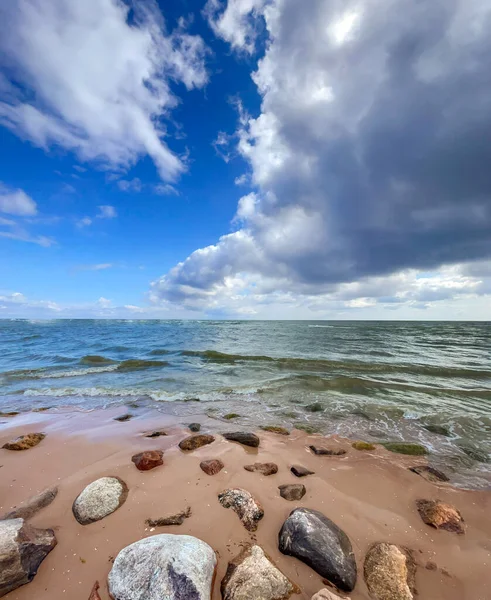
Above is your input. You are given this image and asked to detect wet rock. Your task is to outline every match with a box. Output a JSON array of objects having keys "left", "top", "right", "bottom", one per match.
[
  {"left": 382, "top": 442, "right": 427, "bottom": 456},
  {"left": 218, "top": 488, "right": 264, "bottom": 532},
  {"left": 423, "top": 424, "right": 450, "bottom": 437},
  {"left": 223, "top": 432, "right": 260, "bottom": 447},
  {"left": 416, "top": 499, "right": 465, "bottom": 534},
  {"left": 244, "top": 462, "right": 278, "bottom": 476},
  {"left": 146, "top": 507, "right": 191, "bottom": 527},
  {"left": 306, "top": 402, "right": 324, "bottom": 413},
  {"left": 279, "top": 484, "right": 306, "bottom": 501},
  {"left": 364, "top": 542, "right": 416, "bottom": 600},
  {"left": 72, "top": 476, "right": 128, "bottom": 525},
  {"left": 291, "top": 465, "right": 315, "bottom": 477},
  {"left": 279, "top": 508, "right": 357, "bottom": 592},
  {"left": 260, "top": 426, "right": 290, "bottom": 436},
  {"left": 108, "top": 533, "right": 216, "bottom": 600},
  {"left": 114, "top": 414, "right": 132, "bottom": 422},
  {"left": 2, "top": 487, "right": 58, "bottom": 521},
  {"left": 179, "top": 434, "right": 215, "bottom": 451},
  {"left": 145, "top": 430, "right": 167, "bottom": 438},
  {"left": 200, "top": 459, "right": 224, "bottom": 475},
  {"left": 311, "top": 590, "right": 350, "bottom": 600},
  {"left": 131, "top": 450, "right": 164, "bottom": 471},
  {"left": 0, "top": 518, "right": 57, "bottom": 597},
  {"left": 2, "top": 433, "right": 45, "bottom": 451},
  {"left": 409, "top": 465, "right": 449, "bottom": 483},
  {"left": 89, "top": 581, "right": 102, "bottom": 600},
  {"left": 224, "top": 413, "right": 241, "bottom": 420},
  {"left": 352, "top": 441, "right": 376, "bottom": 451},
  {"left": 189, "top": 423, "right": 201, "bottom": 432},
  {"left": 309, "top": 445, "right": 346, "bottom": 456},
  {"left": 221, "top": 544, "right": 298, "bottom": 600}
]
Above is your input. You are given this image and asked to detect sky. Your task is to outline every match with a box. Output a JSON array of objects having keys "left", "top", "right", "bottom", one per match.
[{"left": 0, "top": 0, "right": 490, "bottom": 320}]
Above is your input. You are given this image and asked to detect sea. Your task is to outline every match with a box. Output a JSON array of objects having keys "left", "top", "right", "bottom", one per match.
[{"left": 1, "top": 319, "right": 490, "bottom": 488}]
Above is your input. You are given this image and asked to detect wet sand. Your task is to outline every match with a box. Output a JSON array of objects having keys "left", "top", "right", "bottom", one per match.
[{"left": 1, "top": 407, "right": 490, "bottom": 600}]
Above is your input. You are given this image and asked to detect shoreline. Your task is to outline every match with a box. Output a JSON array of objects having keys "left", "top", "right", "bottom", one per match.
[{"left": 1, "top": 407, "right": 490, "bottom": 599}]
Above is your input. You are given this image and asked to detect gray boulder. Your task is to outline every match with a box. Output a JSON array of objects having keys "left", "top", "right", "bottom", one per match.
[
  {"left": 218, "top": 488, "right": 264, "bottom": 531},
  {"left": 0, "top": 518, "right": 57, "bottom": 597},
  {"left": 2, "top": 487, "right": 58, "bottom": 520},
  {"left": 72, "top": 476, "right": 128, "bottom": 525},
  {"left": 108, "top": 534, "right": 216, "bottom": 600},
  {"left": 278, "top": 508, "right": 357, "bottom": 592},
  {"left": 221, "top": 544, "right": 298, "bottom": 600}
]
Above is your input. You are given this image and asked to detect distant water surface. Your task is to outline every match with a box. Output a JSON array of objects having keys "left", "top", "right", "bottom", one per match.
[{"left": 1, "top": 320, "right": 490, "bottom": 488}]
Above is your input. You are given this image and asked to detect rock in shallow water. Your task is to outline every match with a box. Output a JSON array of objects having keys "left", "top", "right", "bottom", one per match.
[
  {"left": 179, "top": 434, "right": 215, "bottom": 451},
  {"left": 189, "top": 423, "right": 201, "bottom": 432},
  {"left": 291, "top": 465, "right": 315, "bottom": 477},
  {"left": 131, "top": 450, "right": 163, "bottom": 471},
  {"left": 409, "top": 465, "right": 449, "bottom": 483},
  {"left": 278, "top": 484, "right": 306, "bottom": 501},
  {"left": 218, "top": 488, "right": 264, "bottom": 532},
  {"left": 244, "top": 462, "right": 278, "bottom": 476},
  {"left": 2, "top": 487, "right": 58, "bottom": 521},
  {"left": 364, "top": 542, "right": 416, "bottom": 600},
  {"left": 278, "top": 508, "right": 357, "bottom": 592},
  {"left": 416, "top": 499, "right": 464, "bottom": 534},
  {"left": 200, "top": 459, "right": 224, "bottom": 475},
  {"left": 221, "top": 544, "right": 298, "bottom": 600},
  {"left": 72, "top": 477, "right": 128, "bottom": 525},
  {"left": 223, "top": 432, "right": 260, "bottom": 447},
  {"left": 2, "top": 433, "right": 45, "bottom": 451},
  {"left": 0, "top": 518, "right": 57, "bottom": 597},
  {"left": 108, "top": 534, "right": 216, "bottom": 600}
]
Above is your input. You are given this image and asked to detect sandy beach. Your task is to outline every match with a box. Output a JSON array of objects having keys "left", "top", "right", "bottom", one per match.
[{"left": 1, "top": 406, "right": 490, "bottom": 600}]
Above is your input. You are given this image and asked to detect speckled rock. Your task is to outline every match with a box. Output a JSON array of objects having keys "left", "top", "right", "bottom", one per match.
[
  {"left": 279, "top": 508, "right": 357, "bottom": 592},
  {"left": 278, "top": 484, "right": 306, "bottom": 501},
  {"left": 309, "top": 445, "right": 346, "bottom": 456},
  {"left": 131, "top": 450, "right": 163, "bottom": 471},
  {"left": 179, "top": 434, "right": 215, "bottom": 451},
  {"left": 221, "top": 544, "right": 298, "bottom": 600},
  {"left": 2, "top": 487, "right": 58, "bottom": 521},
  {"left": 0, "top": 518, "right": 57, "bottom": 597},
  {"left": 223, "top": 432, "right": 260, "bottom": 447},
  {"left": 189, "top": 423, "right": 201, "bottom": 432},
  {"left": 244, "top": 462, "right": 278, "bottom": 476},
  {"left": 291, "top": 465, "right": 315, "bottom": 477},
  {"left": 108, "top": 534, "right": 216, "bottom": 600},
  {"left": 409, "top": 466, "right": 449, "bottom": 483},
  {"left": 416, "top": 499, "right": 464, "bottom": 534},
  {"left": 311, "top": 589, "right": 350, "bottom": 600},
  {"left": 218, "top": 488, "right": 264, "bottom": 532},
  {"left": 364, "top": 542, "right": 416, "bottom": 600},
  {"left": 72, "top": 477, "right": 128, "bottom": 525},
  {"left": 200, "top": 459, "right": 224, "bottom": 475},
  {"left": 2, "top": 433, "right": 45, "bottom": 451}
]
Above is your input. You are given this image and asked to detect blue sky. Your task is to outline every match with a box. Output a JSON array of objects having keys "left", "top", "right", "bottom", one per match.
[{"left": 1, "top": 0, "right": 490, "bottom": 319}]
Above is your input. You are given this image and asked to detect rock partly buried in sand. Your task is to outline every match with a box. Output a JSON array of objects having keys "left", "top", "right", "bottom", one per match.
[
  {"left": 200, "top": 459, "right": 224, "bottom": 475},
  {"left": 279, "top": 508, "right": 357, "bottom": 592},
  {"left": 382, "top": 442, "right": 428, "bottom": 456},
  {"left": 279, "top": 484, "right": 306, "bottom": 501},
  {"left": 223, "top": 432, "right": 260, "bottom": 448},
  {"left": 89, "top": 581, "right": 102, "bottom": 600},
  {"left": 145, "top": 430, "right": 167, "bottom": 438},
  {"left": 2, "top": 433, "right": 45, "bottom": 451},
  {"left": 244, "top": 462, "right": 278, "bottom": 476},
  {"left": 311, "top": 589, "right": 350, "bottom": 600},
  {"left": 309, "top": 445, "right": 346, "bottom": 456},
  {"left": 131, "top": 450, "right": 164, "bottom": 471},
  {"left": 179, "top": 434, "right": 215, "bottom": 451},
  {"left": 364, "top": 542, "right": 416, "bottom": 600},
  {"left": 0, "top": 518, "right": 57, "bottom": 597},
  {"left": 108, "top": 534, "right": 216, "bottom": 600},
  {"left": 416, "top": 499, "right": 465, "bottom": 534},
  {"left": 218, "top": 488, "right": 264, "bottom": 532},
  {"left": 221, "top": 544, "right": 298, "bottom": 600},
  {"left": 2, "top": 487, "right": 58, "bottom": 521},
  {"left": 72, "top": 477, "right": 128, "bottom": 525},
  {"left": 409, "top": 465, "right": 449, "bottom": 483},
  {"left": 114, "top": 414, "right": 133, "bottom": 422},
  {"left": 189, "top": 423, "right": 201, "bottom": 432},
  {"left": 146, "top": 507, "right": 191, "bottom": 527},
  {"left": 260, "top": 426, "right": 290, "bottom": 436},
  {"left": 291, "top": 465, "right": 315, "bottom": 477}
]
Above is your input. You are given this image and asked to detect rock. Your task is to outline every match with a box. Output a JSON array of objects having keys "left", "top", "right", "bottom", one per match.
[
  {"left": 291, "top": 465, "right": 315, "bottom": 477},
  {"left": 179, "top": 434, "right": 215, "bottom": 451},
  {"left": 279, "top": 484, "right": 306, "bottom": 501},
  {"left": 2, "top": 433, "right": 45, "bottom": 451},
  {"left": 352, "top": 441, "right": 376, "bottom": 451},
  {"left": 72, "top": 476, "right": 128, "bottom": 525},
  {"left": 311, "top": 589, "right": 350, "bottom": 600},
  {"left": 189, "top": 423, "right": 201, "bottom": 432},
  {"left": 0, "top": 518, "right": 57, "bottom": 597},
  {"left": 306, "top": 402, "right": 324, "bottom": 413},
  {"left": 409, "top": 465, "right": 449, "bottom": 483},
  {"left": 244, "top": 462, "right": 278, "bottom": 476},
  {"left": 423, "top": 424, "right": 450, "bottom": 437},
  {"left": 114, "top": 414, "right": 133, "bottom": 422},
  {"left": 2, "top": 487, "right": 58, "bottom": 520},
  {"left": 224, "top": 413, "right": 241, "bottom": 420},
  {"left": 218, "top": 488, "right": 264, "bottom": 532},
  {"left": 364, "top": 542, "right": 416, "bottom": 600},
  {"left": 223, "top": 432, "right": 260, "bottom": 447},
  {"left": 200, "top": 459, "right": 224, "bottom": 475},
  {"left": 131, "top": 450, "right": 163, "bottom": 471},
  {"left": 382, "top": 442, "right": 428, "bottom": 456},
  {"left": 89, "top": 581, "right": 102, "bottom": 600},
  {"left": 108, "top": 534, "right": 216, "bottom": 600},
  {"left": 279, "top": 508, "right": 357, "bottom": 592},
  {"left": 221, "top": 544, "right": 298, "bottom": 600},
  {"left": 260, "top": 426, "right": 290, "bottom": 436},
  {"left": 416, "top": 499, "right": 464, "bottom": 534},
  {"left": 309, "top": 445, "right": 346, "bottom": 456},
  {"left": 146, "top": 507, "right": 191, "bottom": 527},
  {"left": 145, "top": 430, "right": 167, "bottom": 438}
]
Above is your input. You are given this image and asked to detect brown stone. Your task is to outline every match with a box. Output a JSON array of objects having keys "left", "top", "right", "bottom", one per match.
[
  {"left": 179, "top": 434, "right": 215, "bottom": 451},
  {"left": 279, "top": 484, "right": 306, "bottom": 501},
  {"left": 2, "top": 487, "right": 58, "bottom": 521},
  {"left": 2, "top": 433, "right": 45, "bottom": 451},
  {"left": 364, "top": 542, "right": 416, "bottom": 600},
  {"left": 131, "top": 450, "right": 163, "bottom": 471},
  {"left": 244, "top": 462, "right": 278, "bottom": 476},
  {"left": 145, "top": 506, "right": 191, "bottom": 527},
  {"left": 200, "top": 459, "right": 224, "bottom": 475},
  {"left": 409, "top": 465, "right": 449, "bottom": 483},
  {"left": 416, "top": 499, "right": 465, "bottom": 534},
  {"left": 114, "top": 414, "right": 132, "bottom": 422},
  {"left": 144, "top": 430, "right": 167, "bottom": 438},
  {"left": 89, "top": 581, "right": 102, "bottom": 600},
  {"left": 291, "top": 465, "right": 315, "bottom": 477},
  {"left": 309, "top": 445, "right": 346, "bottom": 456}
]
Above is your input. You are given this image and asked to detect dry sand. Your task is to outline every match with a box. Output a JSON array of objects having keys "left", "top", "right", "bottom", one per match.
[{"left": 0, "top": 407, "right": 490, "bottom": 600}]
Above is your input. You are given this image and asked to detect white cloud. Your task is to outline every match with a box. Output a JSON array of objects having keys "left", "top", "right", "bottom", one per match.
[
  {"left": 76, "top": 217, "right": 93, "bottom": 228},
  {"left": 154, "top": 183, "right": 179, "bottom": 196},
  {"left": 0, "top": 229, "right": 55, "bottom": 247},
  {"left": 97, "top": 205, "right": 117, "bottom": 219},
  {"left": 0, "top": 186, "right": 37, "bottom": 216},
  {"left": 76, "top": 263, "right": 113, "bottom": 272},
  {"left": 117, "top": 178, "right": 143, "bottom": 193},
  {"left": 0, "top": 0, "right": 209, "bottom": 181}
]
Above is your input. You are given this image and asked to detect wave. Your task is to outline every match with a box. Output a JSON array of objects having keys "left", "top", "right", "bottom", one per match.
[{"left": 80, "top": 355, "right": 116, "bottom": 365}]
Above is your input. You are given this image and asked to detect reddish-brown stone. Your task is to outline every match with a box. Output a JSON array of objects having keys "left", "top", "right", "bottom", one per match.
[
  {"left": 200, "top": 459, "right": 224, "bottom": 475},
  {"left": 131, "top": 450, "right": 163, "bottom": 471},
  {"left": 244, "top": 462, "right": 278, "bottom": 476}
]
